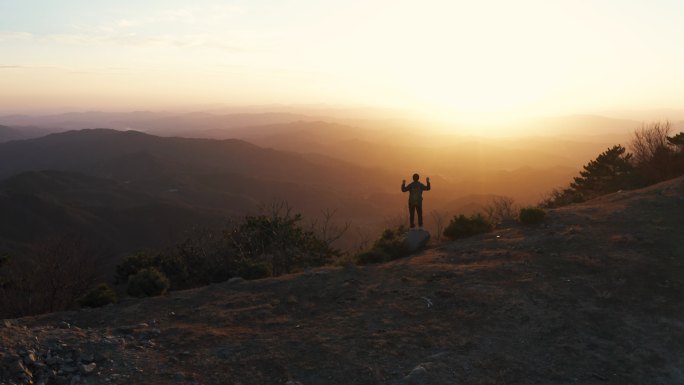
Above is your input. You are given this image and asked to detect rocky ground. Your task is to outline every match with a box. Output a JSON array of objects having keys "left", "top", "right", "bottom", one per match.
[{"left": 2, "top": 177, "right": 684, "bottom": 385}]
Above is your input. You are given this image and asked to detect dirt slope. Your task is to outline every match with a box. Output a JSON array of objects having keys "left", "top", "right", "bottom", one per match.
[{"left": 2, "top": 177, "right": 684, "bottom": 385}]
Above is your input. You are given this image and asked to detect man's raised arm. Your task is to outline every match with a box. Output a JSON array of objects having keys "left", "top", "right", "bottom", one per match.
[
  {"left": 425, "top": 177, "right": 431, "bottom": 191},
  {"left": 401, "top": 179, "right": 408, "bottom": 192}
]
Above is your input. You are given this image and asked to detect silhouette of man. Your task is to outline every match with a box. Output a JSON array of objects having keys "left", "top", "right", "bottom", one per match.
[{"left": 401, "top": 173, "right": 431, "bottom": 228}]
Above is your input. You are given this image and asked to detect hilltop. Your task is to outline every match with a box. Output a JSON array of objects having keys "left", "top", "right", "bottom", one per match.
[{"left": 2, "top": 175, "right": 683, "bottom": 384}]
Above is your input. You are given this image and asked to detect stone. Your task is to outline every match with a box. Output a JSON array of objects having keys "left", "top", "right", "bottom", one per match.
[
  {"left": 60, "top": 364, "right": 79, "bottom": 374},
  {"left": 46, "top": 356, "right": 64, "bottom": 366},
  {"left": 23, "top": 352, "right": 37, "bottom": 365},
  {"left": 10, "top": 360, "right": 30, "bottom": 375},
  {"left": 79, "top": 353, "right": 94, "bottom": 363},
  {"left": 404, "top": 364, "right": 428, "bottom": 385},
  {"left": 115, "top": 325, "right": 137, "bottom": 334},
  {"left": 80, "top": 363, "right": 96, "bottom": 375},
  {"left": 404, "top": 229, "right": 430, "bottom": 252}
]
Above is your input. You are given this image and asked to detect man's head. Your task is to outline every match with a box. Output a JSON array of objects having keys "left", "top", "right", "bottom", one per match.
[{"left": 412, "top": 173, "right": 419, "bottom": 181}]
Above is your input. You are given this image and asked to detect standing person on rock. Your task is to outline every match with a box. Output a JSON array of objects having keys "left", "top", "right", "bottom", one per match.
[{"left": 401, "top": 173, "right": 431, "bottom": 229}]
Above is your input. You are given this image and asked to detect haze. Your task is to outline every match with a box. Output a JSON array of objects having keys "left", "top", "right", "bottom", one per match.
[
  {"left": 2, "top": 0, "right": 684, "bottom": 252},
  {"left": 2, "top": 0, "right": 684, "bottom": 128}
]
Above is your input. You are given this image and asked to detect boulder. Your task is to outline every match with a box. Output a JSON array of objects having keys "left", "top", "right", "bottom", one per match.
[{"left": 404, "top": 229, "right": 430, "bottom": 252}]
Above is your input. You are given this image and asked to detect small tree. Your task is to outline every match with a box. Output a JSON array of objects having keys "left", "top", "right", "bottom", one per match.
[
  {"left": 115, "top": 231, "right": 243, "bottom": 291},
  {"left": 229, "top": 202, "right": 339, "bottom": 276},
  {"left": 78, "top": 283, "right": 117, "bottom": 308},
  {"left": 429, "top": 210, "right": 446, "bottom": 243},
  {"left": 0, "top": 253, "right": 9, "bottom": 287},
  {"left": 570, "top": 145, "right": 636, "bottom": 198},
  {"left": 355, "top": 226, "right": 410, "bottom": 265},
  {"left": 115, "top": 252, "right": 161, "bottom": 284},
  {"left": 0, "top": 236, "right": 97, "bottom": 318},
  {"left": 539, "top": 187, "right": 585, "bottom": 208},
  {"left": 667, "top": 132, "right": 684, "bottom": 148},
  {"left": 631, "top": 121, "right": 671, "bottom": 165},
  {"left": 483, "top": 196, "right": 517, "bottom": 224},
  {"left": 519, "top": 207, "right": 546, "bottom": 225},
  {"left": 630, "top": 121, "right": 677, "bottom": 184},
  {"left": 667, "top": 132, "right": 684, "bottom": 175},
  {"left": 127, "top": 267, "right": 170, "bottom": 297}
]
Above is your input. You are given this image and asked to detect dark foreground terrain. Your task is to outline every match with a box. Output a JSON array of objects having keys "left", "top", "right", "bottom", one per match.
[{"left": 2, "top": 177, "right": 684, "bottom": 385}]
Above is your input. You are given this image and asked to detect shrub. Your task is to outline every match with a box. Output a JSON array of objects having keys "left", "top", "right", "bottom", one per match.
[
  {"left": 0, "top": 236, "right": 97, "bottom": 318},
  {"left": 355, "top": 249, "right": 391, "bottom": 265},
  {"left": 115, "top": 234, "right": 239, "bottom": 291},
  {"left": 127, "top": 267, "right": 170, "bottom": 298},
  {"left": 483, "top": 196, "right": 518, "bottom": 224},
  {"left": 229, "top": 203, "right": 339, "bottom": 276},
  {"left": 78, "top": 283, "right": 117, "bottom": 308},
  {"left": 236, "top": 261, "right": 270, "bottom": 280},
  {"left": 540, "top": 187, "right": 586, "bottom": 208},
  {"left": 443, "top": 214, "right": 493, "bottom": 240},
  {"left": 355, "top": 226, "right": 410, "bottom": 265},
  {"left": 630, "top": 121, "right": 673, "bottom": 184},
  {"left": 519, "top": 207, "right": 546, "bottom": 225},
  {"left": 629, "top": 122, "right": 684, "bottom": 183},
  {"left": 115, "top": 252, "right": 161, "bottom": 284}
]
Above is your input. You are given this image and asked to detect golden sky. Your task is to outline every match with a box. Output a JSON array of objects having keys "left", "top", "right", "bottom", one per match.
[{"left": 1, "top": 0, "right": 683, "bottom": 124}]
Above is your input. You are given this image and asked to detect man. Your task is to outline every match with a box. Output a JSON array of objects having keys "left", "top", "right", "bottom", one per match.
[{"left": 401, "top": 173, "right": 431, "bottom": 228}]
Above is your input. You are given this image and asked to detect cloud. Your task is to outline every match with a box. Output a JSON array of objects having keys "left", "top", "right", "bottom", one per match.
[
  {"left": 0, "top": 26, "right": 250, "bottom": 52},
  {"left": 0, "top": 31, "right": 33, "bottom": 42},
  {"left": 0, "top": 6, "right": 260, "bottom": 53},
  {"left": 112, "top": 5, "right": 245, "bottom": 29}
]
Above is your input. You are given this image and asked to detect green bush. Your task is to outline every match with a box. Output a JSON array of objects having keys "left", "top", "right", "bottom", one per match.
[
  {"left": 443, "top": 214, "right": 493, "bottom": 240},
  {"left": 78, "top": 283, "right": 117, "bottom": 308},
  {"left": 113, "top": 204, "right": 344, "bottom": 292},
  {"left": 115, "top": 252, "right": 161, "bottom": 284},
  {"left": 355, "top": 249, "right": 391, "bottom": 265},
  {"left": 355, "top": 226, "right": 410, "bottom": 265},
  {"left": 229, "top": 209, "right": 339, "bottom": 276},
  {"left": 519, "top": 207, "right": 546, "bottom": 225},
  {"left": 236, "top": 261, "right": 270, "bottom": 280},
  {"left": 127, "top": 267, "right": 170, "bottom": 298}
]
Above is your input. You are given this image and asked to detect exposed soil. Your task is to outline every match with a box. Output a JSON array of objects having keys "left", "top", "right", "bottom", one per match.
[{"left": 2, "top": 177, "right": 684, "bottom": 385}]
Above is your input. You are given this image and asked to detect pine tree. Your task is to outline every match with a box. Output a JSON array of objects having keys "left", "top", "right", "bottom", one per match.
[
  {"left": 570, "top": 145, "right": 635, "bottom": 196},
  {"left": 667, "top": 132, "right": 684, "bottom": 148}
]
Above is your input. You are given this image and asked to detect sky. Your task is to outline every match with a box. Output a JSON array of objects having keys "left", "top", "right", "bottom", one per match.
[{"left": 1, "top": 0, "right": 683, "bottom": 124}]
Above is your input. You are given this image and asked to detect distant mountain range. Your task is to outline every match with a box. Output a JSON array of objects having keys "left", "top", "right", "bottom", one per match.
[
  {"left": 4, "top": 110, "right": 677, "bottom": 257},
  {"left": 0, "top": 129, "right": 398, "bottom": 255},
  {"left": 0, "top": 124, "right": 51, "bottom": 143}
]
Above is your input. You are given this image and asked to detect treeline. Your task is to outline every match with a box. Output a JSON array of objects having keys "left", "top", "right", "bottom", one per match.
[
  {"left": 0, "top": 202, "right": 346, "bottom": 318},
  {"left": 542, "top": 121, "right": 684, "bottom": 207},
  {"left": 2, "top": 194, "right": 539, "bottom": 318}
]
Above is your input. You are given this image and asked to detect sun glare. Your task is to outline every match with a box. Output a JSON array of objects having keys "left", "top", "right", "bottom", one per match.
[{"left": 1, "top": 0, "right": 683, "bottom": 128}]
